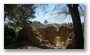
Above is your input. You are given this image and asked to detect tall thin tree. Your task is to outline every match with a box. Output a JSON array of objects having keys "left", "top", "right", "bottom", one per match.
[{"left": 67, "top": 4, "right": 84, "bottom": 49}]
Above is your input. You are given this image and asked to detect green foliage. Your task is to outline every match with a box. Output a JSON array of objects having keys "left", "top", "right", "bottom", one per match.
[
  {"left": 4, "top": 4, "right": 36, "bottom": 28},
  {"left": 4, "top": 24, "right": 16, "bottom": 46},
  {"left": 56, "top": 38, "right": 60, "bottom": 42},
  {"left": 31, "top": 21, "right": 46, "bottom": 28},
  {"left": 31, "top": 21, "right": 74, "bottom": 28},
  {"left": 62, "top": 23, "right": 68, "bottom": 27},
  {"left": 67, "top": 22, "right": 73, "bottom": 27}
]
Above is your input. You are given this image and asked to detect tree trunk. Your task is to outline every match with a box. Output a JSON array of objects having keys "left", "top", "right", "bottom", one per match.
[{"left": 67, "top": 4, "right": 84, "bottom": 49}]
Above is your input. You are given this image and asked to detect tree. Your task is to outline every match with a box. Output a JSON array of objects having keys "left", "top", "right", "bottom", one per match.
[
  {"left": 62, "top": 23, "right": 68, "bottom": 27},
  {"left": 31, "top": 21, "right": 41, "bottom": 28},
  {"left": 4, "top": 4, "right": 36, "bottom": 46},
  {"left": 4, "top": 4, "right": 35, "bottom": 28},
  {"left": 67, "top": 4, "right": 84, "bottom": 49},
  {"left": 44, "top": 20, "right": 48, "bottom": 24},
  {"left": 67, "top": 22, "right": 73, "bottom": 28},
  {"left": 44, "top": 20, "right": 48, "bottom": 27}
]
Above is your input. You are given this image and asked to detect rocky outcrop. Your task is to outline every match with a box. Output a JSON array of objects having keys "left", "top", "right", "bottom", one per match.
[
  {"left": 37, "top": 26, "right": 74, "bottom": 46},
  {"left": 17, "top": 26, "right": 74, "bottom": 49},
  {"left": 18, "top": 27, "right": 43, "bottom": 47}
]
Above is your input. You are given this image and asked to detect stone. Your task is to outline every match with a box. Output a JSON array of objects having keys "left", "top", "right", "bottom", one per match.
[{"left": 17, "top": 26, "right": 74, "bottom": 49}]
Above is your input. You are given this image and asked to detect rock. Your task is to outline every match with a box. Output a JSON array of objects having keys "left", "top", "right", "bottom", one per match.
[
  {"left": 17, "top": 26, "right": 74, "bottom": 49},
  {"left": 65, "top": 32, "right": 75, "bottom": 49}
]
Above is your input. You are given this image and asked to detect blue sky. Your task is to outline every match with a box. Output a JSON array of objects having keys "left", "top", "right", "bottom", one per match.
[{"left": 31, "top": 4, "right": 84, "bottom": 24}]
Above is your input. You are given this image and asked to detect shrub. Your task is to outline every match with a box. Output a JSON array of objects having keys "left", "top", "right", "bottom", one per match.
[{"left": 4, "top": 25, "right": 16, "bottom": 46}]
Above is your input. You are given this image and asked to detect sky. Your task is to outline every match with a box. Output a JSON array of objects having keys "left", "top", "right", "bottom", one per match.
[{"left": 31, "top": 4, "right": 84, "bottom": 24}]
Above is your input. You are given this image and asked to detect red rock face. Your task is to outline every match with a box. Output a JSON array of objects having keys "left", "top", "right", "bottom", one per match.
[
  {"left": 18, "top": 26, "right": 74, "bottom": 47},
  {"left": 37, "top": 26, "right": 73, "bottom": 46},
  {"left": 58, "top": 26, "right": 73, "bottom": 42},
  {"left": 45, "top": 26, "right": 57, "bottom": 45},
  {"left": 36, "top": 28, "right": 47, "bottom": 40}
]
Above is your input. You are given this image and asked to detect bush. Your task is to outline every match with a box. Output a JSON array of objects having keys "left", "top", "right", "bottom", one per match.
[{"left": 4, "top": 25, "right": 16, "bottom": 46}]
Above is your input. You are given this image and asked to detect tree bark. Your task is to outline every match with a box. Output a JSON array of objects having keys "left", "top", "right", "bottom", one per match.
[{"left": 67, "top": 4, "right": 84, "bottom": 49}]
